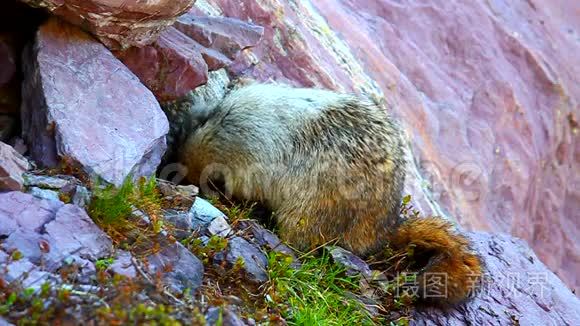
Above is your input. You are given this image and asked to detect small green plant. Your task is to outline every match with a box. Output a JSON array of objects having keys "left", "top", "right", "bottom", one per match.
[
  {"left": 400, "top": 194, "right": 420, "bottom": 219},
  {"left": 184, "top": 235, "right": 229, "bottom": 265},
  {"left": 266, "top": 251, "right": 379, "bottom": 325},
  {"left": 88, "top": 176, "right": 167, "bottom": 254},
  {"left": 89, "top": 176, "right": 162, "bottom": 226},
  {"left": 0, "top": 282, "right": 62, "bottom": 323},
  {"left": 0, "top": 292, "right": 17, "bottom": 315},
  {"left": 95, "top": 257, "right": 115, "bottom": 271},
  {"left": 89, "top": 178, "right": 135, "bottom": 225},
  {"left": 10, "top": 250, "right": 22, "bottom": 261},
  {"left": 97, "top": 302, "right": 181, "bottom": 325}
]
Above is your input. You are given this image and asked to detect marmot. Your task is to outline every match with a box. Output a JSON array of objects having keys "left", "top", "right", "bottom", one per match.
[{"left": 172, "top": 82, "right": 482, "bottom": 305}]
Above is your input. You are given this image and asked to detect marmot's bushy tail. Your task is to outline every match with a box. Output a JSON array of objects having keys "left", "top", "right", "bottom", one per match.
[{"left": 389, "top": 217, "right": 483, "bottom": 306}]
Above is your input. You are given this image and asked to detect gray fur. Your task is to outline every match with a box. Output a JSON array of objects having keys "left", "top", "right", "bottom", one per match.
[{"left": 179, "top": 83, "right": 406, "bottom": 255}]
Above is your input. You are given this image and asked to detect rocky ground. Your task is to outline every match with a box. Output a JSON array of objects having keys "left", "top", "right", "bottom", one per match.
[{"left": 1, "top": 0, "right": 579, "bottom": 325}]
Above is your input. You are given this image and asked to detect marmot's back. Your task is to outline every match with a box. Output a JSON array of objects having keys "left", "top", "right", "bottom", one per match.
[{"left": 180, "top": 84, "right": 406, "bottom": 255}]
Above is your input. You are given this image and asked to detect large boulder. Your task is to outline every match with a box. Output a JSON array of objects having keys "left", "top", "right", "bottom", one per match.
[
  {"left": 21, "top": 18, "right": 168, "bottom": 186},
  {"left": 196, "top": 0, "right": 580, "bottom": 293},
  {"left": 115, "top": 14, "right": 263, "bottom": 101},
  {"left": 19, "top": 0, "right": 196, "bottom": 50}
]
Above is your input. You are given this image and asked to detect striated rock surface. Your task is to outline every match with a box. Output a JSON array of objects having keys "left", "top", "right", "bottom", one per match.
[
  {"left": 174, "top": 13, "right": 264, "bottom": 61},
  {"left": 0, "top": 192, "right": 113, "bottom": 286},
  {"left": 193, "top": 0, "right": 357, "bottom": 89},
  {"left": 328, "top": 246, "right": 372, "bottom": 278},
  {"left": 412, "top": 232, "right": 580, "bottom": 325},
  {"left": 0, "top": 141, "right": 30, "bottom": 191},
  {"left": 238, "top": 220, "right": 295, "bottom": 259},
  {"left": 115, "top": 14, "right": 262, "bottom": 101},
  {"left": 115, "top": 27, "right": 210, "bottom": 102},
  {"left": 197, "top": 0, "right": 580, "bottom": 292},
  {"left": 21, "top": 18, "right": 168, "bottom": 186},
  {"left": 20, "top": 0, "right": 196, "bottom": 50}
]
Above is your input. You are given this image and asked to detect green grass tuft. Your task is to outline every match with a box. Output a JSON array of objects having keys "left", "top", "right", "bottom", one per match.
[
  {"left": 89, "top": 176, "right": 162, "bottom": 226},
  {"left": 89, "top": 178, "right": 134, "bottom": 225},
  {"left": 267, "top": 251, "right": 378, "bottom": 325},
  {"left": 87, "top": 176, "right": 166, "bottom": 253},
  {"left": 95, "top": 257, "right": 115, "bottom": 271}
]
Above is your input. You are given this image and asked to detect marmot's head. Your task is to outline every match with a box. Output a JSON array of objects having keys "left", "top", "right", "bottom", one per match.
[{"left": 160, "top": 70, "right": 231, "bottom": 164}]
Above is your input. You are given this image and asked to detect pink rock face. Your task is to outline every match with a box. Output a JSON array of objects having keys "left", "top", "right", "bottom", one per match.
[
  {"left": 115, "top": 14, "right": 263, "bottom": 101},
  {"left": 115, "top": 27, "right": 210, "bottom": 102},
  {"left": 197, "top": 0, "right": 579, "bottom": 292},
  {"left": 20, "top": 0, "right": 196, "bottom": 50},
  {"left": 21, "top": 18, "right": 168, "bottom": 186},
  {"left": 198, "top": 0, "right": 353, "bottom": 89}
]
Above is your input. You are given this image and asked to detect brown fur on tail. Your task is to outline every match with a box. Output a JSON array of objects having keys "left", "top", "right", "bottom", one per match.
[{"left": 389, "top": 217, "right": 483, "bottom": 306}]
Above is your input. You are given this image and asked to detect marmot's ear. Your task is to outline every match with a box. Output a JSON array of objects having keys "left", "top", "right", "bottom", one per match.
[{"left": 357, "top": 89, "right": 386, "bottom": 108}]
